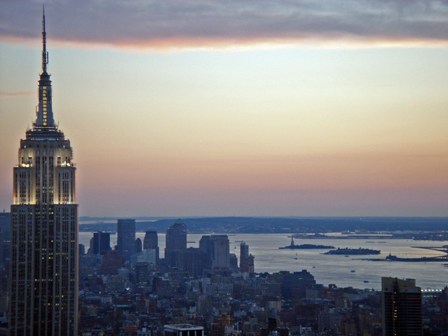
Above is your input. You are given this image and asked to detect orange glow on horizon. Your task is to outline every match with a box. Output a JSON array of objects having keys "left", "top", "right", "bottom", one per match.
[
  {"left": 2, "top": 33, "right": 448, "bottom": 52},
  {"left": 77, "top": 148, "right": 448, "bottom": 194}
]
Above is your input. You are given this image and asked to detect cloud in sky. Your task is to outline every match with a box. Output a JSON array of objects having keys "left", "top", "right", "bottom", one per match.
[{"left": 1, "top": 0, "right": 448, "bottom": 48}]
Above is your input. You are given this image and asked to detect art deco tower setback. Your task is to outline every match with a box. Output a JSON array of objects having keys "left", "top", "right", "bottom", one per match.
[{"left": 9, "top": 11, "right": 78, "bottom": 336}]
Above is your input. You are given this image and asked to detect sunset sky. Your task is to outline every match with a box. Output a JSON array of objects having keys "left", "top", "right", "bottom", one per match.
[{"left": 1, "top": 1, "right": 447, "bottom": 216}]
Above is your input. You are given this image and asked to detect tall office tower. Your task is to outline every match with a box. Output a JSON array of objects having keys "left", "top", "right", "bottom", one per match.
[
  {"left": 199, "top": 235, "right": 230, "bottom": 271},
  {"left": 143, "top": 230, "right": 159, "bottom": 263},
  {"left": 9, "top": 10, "right": 78, "bottom": 335},
  {"left": 229, "top": 253, "right": 238, "bottom": 271},
  {"left": 91, "top": 231, "right": 111, "bottom": 255},
  {"left": 199, "top": 235, "right": 213, "bottom": 269},
  {"left": 382, "top": 277, "right": 422, "bottom": 336},
  {"left": 165, "top": 220, "right": 187, "bottom": 268},
  {"left": 240, "top": 241, "right": 249, "bottom": 259},
  {"left": 117, "top": 219, "right": 136, "bottom": 260},
  {"left": 239, "top": 241, "right": 255, "bottom": 273},
  {"left": 210, "top": 235, "right": 230, "bottom": 271}
]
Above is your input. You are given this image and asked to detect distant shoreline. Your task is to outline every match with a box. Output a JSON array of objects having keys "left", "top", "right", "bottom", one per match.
[{"left": 79, "top": 216, "right": 448, "bottom": 238}]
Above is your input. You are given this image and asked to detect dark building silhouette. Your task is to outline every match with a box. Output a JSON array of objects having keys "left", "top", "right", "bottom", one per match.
[
  {"left": 165, "top": 220, "right": 187, "bottom": 268},
  {"left": 9, "top": 10, "right": 78, "bottom": 335},
  {"left": 240, "top": 241, "right": 255, "bottom": 273},
  {"left": 199, "top": 235, "right": 230, "bottom": 272},
  {"left": 0, "top": 212, "right": 10, "bottom": 265},
  {"left": 229, "top": 253, "right": 238, "bottom": 271},
  {"left": 143, "top": 230, "right": 159, "bottom": 263},
  {"left": 184, "top": 247, "right": 208, "bottom": 277},
  {"left": 210, "top": 235, "right": 230, "bottom": 271},
  {"left": 240, "top": 240, "right": 249, "bottom": 258},
  {"left": 199, "top": 235, "right": 213, "bottom": 269},
  {"left": 117, "top": 219, "right": 136, "bottom": 260},
  {"left": 135, "top": 237, "right": 143, "bottom": 253},
  {"left": 79, "top": 244, "right": 86, "bottom": 256},
  {"left": 91, "top": 231, "right": 111, "bottom": 255},
  {"left": 382, "top": 277, "right": 422, "bottom": 336}
]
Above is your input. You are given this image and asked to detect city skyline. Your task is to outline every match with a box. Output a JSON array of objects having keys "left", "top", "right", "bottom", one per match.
[{"left": 1, "top": 2, "right": 448, "bottom": 217}]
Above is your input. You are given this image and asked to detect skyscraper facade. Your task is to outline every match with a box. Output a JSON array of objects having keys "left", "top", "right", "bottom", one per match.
[
  {"left": 239, "top": 241, "right": 255, "bottom": 273},
  {"left": 382, "top": 277, "right": 422, "bottom": 336},
  {"left": 199, "top": 235, "right": 213, "bottom": 269},
  {"left": 183, "top": 248, "right": 208, "bottom": 277},
  {"left": 91, "top": 231, "right": 111, "bottom": 255},
  {"left": 210, "top": 235, "right": 230, "bottom": 271},
  {"left": 9, "top": 11, "right": 78, "bottom": 335},
  {"left": 199, "top": 235, "right": 230, "bottom": 272},
  {"left": 165, "top": 220, "right": 187, "bottom": 268},
  {"left": 143, "top": 230, "right": 159, "bottom": 263},
  {"left": 117, "top": 219, "right": 136, "bottom": 260},
  {"left": 0, "top": 212, "right": 11, "bottom": 265}
]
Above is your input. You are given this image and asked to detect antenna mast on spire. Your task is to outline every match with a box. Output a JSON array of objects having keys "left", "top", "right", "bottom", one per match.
[{"left": 42, "top": 5, "right": 48, "bottom": 73}]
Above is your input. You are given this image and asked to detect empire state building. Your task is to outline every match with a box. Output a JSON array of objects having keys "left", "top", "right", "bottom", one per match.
[{"left": 9, "top": 11, "right": 78, "bottom": 336}]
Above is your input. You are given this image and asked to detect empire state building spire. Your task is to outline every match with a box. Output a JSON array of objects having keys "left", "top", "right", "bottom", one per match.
[
  {"left": 35, "top": 6, "right": 55, "bottom": 128},
  {"left": 42, "top": 6, "right": 48, "bottom": 74},
  {"left": 10, "top": 11, "right": 79, "bottom": 335}
]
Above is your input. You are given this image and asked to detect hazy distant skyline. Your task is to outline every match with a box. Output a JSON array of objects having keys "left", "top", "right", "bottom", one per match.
[{"left": 1, "top": 1, "right": 447, "bottom": 216}]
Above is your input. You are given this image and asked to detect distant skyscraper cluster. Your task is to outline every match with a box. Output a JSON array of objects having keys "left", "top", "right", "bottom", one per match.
[
  {"left": 81, "top": 218, "right": 159, "bottom": 281},
  {"left": 160, "top": 221, "right": 254, "bottom": 276},
  {"left": 79, "top": 218, "right": 255, "bottom": 281}
]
